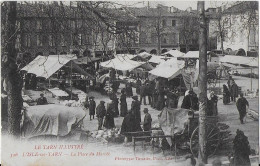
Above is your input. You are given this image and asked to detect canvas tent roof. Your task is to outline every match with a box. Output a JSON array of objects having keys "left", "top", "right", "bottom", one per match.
[
  {"left": 182, "top": 51, "right": 200, "bottom": 59},
  {"left": 21, "top": 55, "right": 94, "bottom": 79},
  {"left": 162, "top": 50, "right": 184, "bottom": 57},
  {"left": 138, "top": 52, "right": 152, "bottom": 59},
  {"left": 100, "top": 56, "right": 145, "bottom": 71},
  {"left": 148, "top": 55, "right": 171, "bottom": 64},
  {"left": 73, "top": 57, "right": 101, "bottom": 65},
  {"left": 219, "top": 55, "right": 258, "bottom": 67},
  {"left": 114, "top": 54, "right": 137, "bottom": 60},
  {"left": 149, "top": 58, "right": 185, "bottom": 80},
  {"left": 21, "top": 55, "right": 76, "bottom": 78}
]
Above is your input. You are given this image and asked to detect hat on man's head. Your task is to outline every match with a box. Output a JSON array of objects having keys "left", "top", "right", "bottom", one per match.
[
  {"left": 143, "top": 108, "right": 149, "bottom": 113},
  {"left": 100, "top": 100, "right": 105, "bottom": 104},
  {"left": 132, "top": 95, "right": 138, "bottom": 100},
  {"left": 89, "top": 96, "right": 95, "bottom": 99},
  {"left": 40, "top": 93, "right": 44, "bottom": 97}
]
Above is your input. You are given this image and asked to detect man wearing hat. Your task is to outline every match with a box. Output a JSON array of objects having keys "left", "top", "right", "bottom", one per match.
[
  {"left": 236, "top": 93, "right": 249, "bottom": 124},
  {"left": 96, "top": 101, "right": 106, "bottom": 130},
  {"left": 143, "top": 108, "right": 152, "bottom": 132},
  {"left": 89, "top": 96, "right": 96, "bottom": 120},
  {"left": 36, "top": 93, "right": 48, "bottom": 105},
  {"left": 131, "top": 95, "right": 141, "bottom": 123}
]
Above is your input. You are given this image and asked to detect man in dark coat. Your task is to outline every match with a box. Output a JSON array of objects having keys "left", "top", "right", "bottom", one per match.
[
  {"left": 120, "top": 89, "right": 128, "bottom": 117},
  {"left": 103, "top": 99, "right": 115, "bottom": 129},
  {"left": 146, "top": 82, "right": 153, "bottom": 105},
  {"left": 140, "top": 83, "right": 147, "bottom": 105},
  {"left": 136, "top": 79, "right": 141, "bottom": 95},
  {"left": 36, "top": 93, "right": 48, "bottom": 105},
  {"left": 96, "top": 101, "right": 106, "bottom": 130},
  {"left": 231, "top": 81, "right": 239, "bottom": 102},
  {"left": 131, "top": 95, "right": 141, "bottom": 123},
  {"left": 236, "top": 94, "right": 249, "bottom": 124},
  {"left": 227, "top": 76, "right": 233, "bottom": 90},
  {"left": 233, "top": 129, "right": 251, "bottom": 166},
  {"left": 143, "top": 108, "right": 152, "bottom": 131},
  {"left": 125, "top": 82, "right": 133, "bottom": 97},
  {"left": 166, "top": 90, "right": 178, "bottom": 108},
  {"left": 89, "top": 96, "right": 96, "bottom": 120},
  {"left": 152, "top": 90, "right": 159, "bottom": 108}
]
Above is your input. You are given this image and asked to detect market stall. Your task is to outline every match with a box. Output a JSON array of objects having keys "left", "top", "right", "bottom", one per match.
[{"left": 21, "top": 55, "right": 94, "bottom": 99}]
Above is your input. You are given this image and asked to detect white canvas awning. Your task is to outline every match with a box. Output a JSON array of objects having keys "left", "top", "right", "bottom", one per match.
[
  {"left": 100, "top": 57, "right": 145, "bottom": 71},
  {"left": 138, "top": 52, "right": 152, "bottom": 58},
  {"left": 21, "top": 55, "right": 77, "bottom": 78},
  {"left": 114, "top": 54, "right": 137, "bottom": 60},
  {"left": 162, "top": 50, "right": 184, "bottom": 57},
  {"left": 219, "top": 55, "right": 258, "bottom": 67},
  {"left": 182, "top": 51, "right": 200, "bottom": 59},
  {"left": 148, "top": 55, "right": 171, "bottom": 64},
  {"left": 149, "top": 58, "right": 185, "bottom": 80}
]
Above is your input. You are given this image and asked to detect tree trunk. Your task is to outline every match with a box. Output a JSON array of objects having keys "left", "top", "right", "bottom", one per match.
[
  {"left": 217, "top": 18, "right": 224, "bottom": 54},
  {"left": 157, "top": 35, "right": 161, "bottom": 55},
  {"left": 5, "top": 1, "right": 23, "bottom": 138},
  {"left": 198, "top": 1, "right": 208, "bottom": 164}
]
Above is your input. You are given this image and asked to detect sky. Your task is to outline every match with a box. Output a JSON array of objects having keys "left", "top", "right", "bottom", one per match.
[{"left": 115, "top": 1, "right": 236, "bottom": 10}]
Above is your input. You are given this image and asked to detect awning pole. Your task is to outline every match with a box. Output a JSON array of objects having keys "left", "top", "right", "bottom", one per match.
[
  {"left": 250, "top": 68, "right": 252, "bottom": 92},
  {"left": 70, "top": 61, "right": 73, "bottom": 100}
]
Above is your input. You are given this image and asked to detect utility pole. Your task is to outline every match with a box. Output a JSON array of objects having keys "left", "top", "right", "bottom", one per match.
[{"left": 198, "top": 1, "right": 208, "bottom": 164}]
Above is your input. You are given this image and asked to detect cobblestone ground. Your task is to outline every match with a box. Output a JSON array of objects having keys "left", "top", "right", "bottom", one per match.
[{"left": 18, "top": 75, "right": 258, "bottom": 165}]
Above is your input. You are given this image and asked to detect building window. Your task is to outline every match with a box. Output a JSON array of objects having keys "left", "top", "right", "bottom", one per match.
[
  {"left": 36, "top": 20, "right": 42, "bottom": 30},
  {"left": 163, "top": 38, "right": 167, "bottom": 44},
  {"left": 25, "top": 34, "right": 31, "bottom": 47},
  {"left": 77, "top": 20, "right": 82, "bottom": 29},
  {"left": 60, "top": 34, "right": 65, "bottom": 46},
  {"left": 15, "top": 34, "right": 21, "bottom": 49},
  {"left": 70, "top": 20, "right": 76, "bottom": 29},
  {"left": 36, "top": 34, "right": 43, "bottom": 46},
  {"left": 239, "top": 30, "right": 243, "bottom": 42},
  {"left": 162, "top": 20, "right": 167, "bottom": 27},
  {"left": 71, "top": 33, "right": 78, "bottom": 45},
  {"left": 172, "top": 20, "right": 176, "bottom": 27},
  {"left": 85, "top": 34, "right": 90, "bottom": 44},
  {"left": 78, "top": 34, "right": 82, "bottom": 45},
  {"left": 49, "top": 34, "right": 55, "bottom": 46}
]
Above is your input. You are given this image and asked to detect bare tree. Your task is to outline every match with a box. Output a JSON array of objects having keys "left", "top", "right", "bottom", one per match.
[
  {"left": 209, "top": 1, "right": 258, "bottom": 54},
  {"left": 178, "top": 12, "right": 199, "bottom": 52},
  {"left": 1, "top": 1, "right": 23, "bottom": 138}
]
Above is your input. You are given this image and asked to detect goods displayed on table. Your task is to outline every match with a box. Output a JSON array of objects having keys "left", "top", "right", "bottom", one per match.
[{"left": 90, "top": 128, "right": 124, "bottom": 144}]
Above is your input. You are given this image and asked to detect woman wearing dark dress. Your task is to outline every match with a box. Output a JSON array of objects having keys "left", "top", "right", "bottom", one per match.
[
  {"left": 120, "top": 90, "right": 128, "bottom": 117},
  {"left": 223, "top": 84, "right": 230, "bottom": 105},
  {"left": 103, "top": 99, "right": 115, "bottom": 129}
]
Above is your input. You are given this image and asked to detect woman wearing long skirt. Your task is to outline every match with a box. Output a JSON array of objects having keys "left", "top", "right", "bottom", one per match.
[
  {"left": 223, "top": 84, "right": 230, "bottom": 105},
  {"left": 103, "top": 99, "right": 115, "bottom": 129},
  {"left": 120, "top": 90, "right": 128, "bottom": 117}
]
